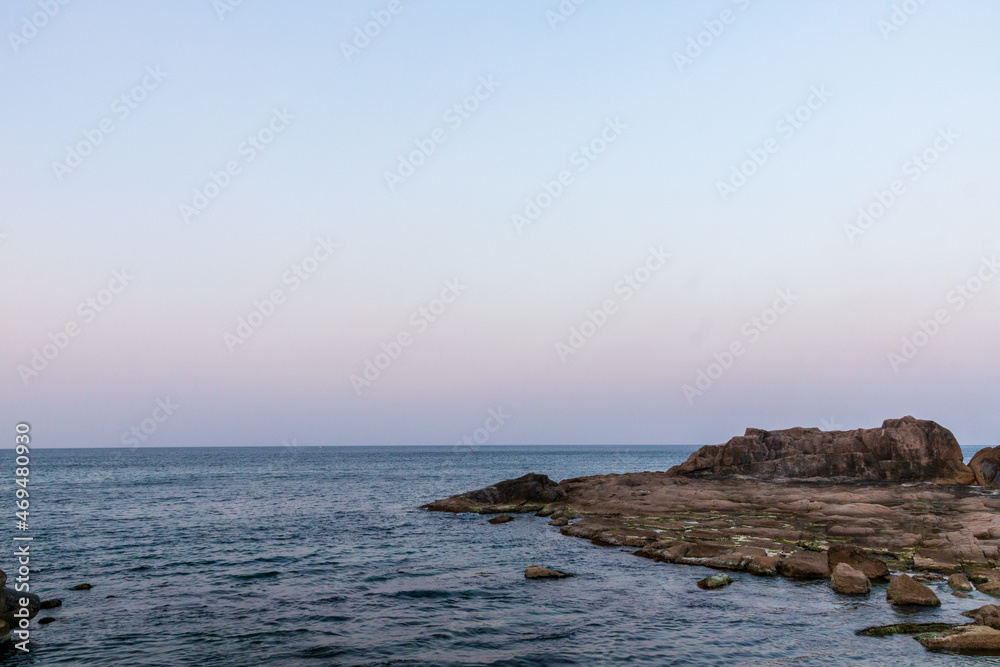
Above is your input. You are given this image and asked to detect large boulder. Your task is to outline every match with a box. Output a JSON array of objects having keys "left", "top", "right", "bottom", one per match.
[
  {"left": 827, "top": 544, "right": 889, "bottom": 581},
  {"left": 667, "top": 416, "right": 974, "bottom": 484},
  {"left": 829, "top": 562, "right": 870, "bottom": 595},
  {"left": 777, "top": 550, "right": 830, "bottom": 579},
  {"left": 424, "top": 473, "right": 565, "bottom": 512},
  {"left": 969, "top": 446, "right": 1000, "bottom": 488},
  {"left": 0, "top": 588, "right": 40, "bottom": 625},
  {"left": 886, "top": 574, "right": 941, "bottom": 606}
]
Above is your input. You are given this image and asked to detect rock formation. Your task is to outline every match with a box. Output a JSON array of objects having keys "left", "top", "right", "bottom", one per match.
[
  {"left": 424, "top": 473, "right": 564, "bottom": 513},
  {"left": 667, "top": 416, "right": 974, "bottom": 484}
]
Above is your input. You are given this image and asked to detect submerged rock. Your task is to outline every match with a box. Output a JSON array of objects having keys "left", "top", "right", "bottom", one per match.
[
  {"left": 948, "top": 573, "right": 973, "bottom": 592},
  {"left": 858, "top": 622, "right": 960, "bottom": 637},
  {"left": 38, "top": 617, "right": 55, "bottom": 625},
  {"left": 488, "top": 515, "right": 514, "bottom": 524},
  {"left": 827, "top": 544, "right": 889, "bottom": 581},
  {"left": 697, "top": 574, "right": 733, "bottom": 590},
  {"left": 667, "top": 416, "right": 974, "bottom": 484},
  {"left": 39, "top": 599, "right": 62, "bottom": 609},
  {"left": 778, "top": 550, "right": 830, "bottom": 579},
  {"left": 886, "top": 574, "right": 940, "bottom": 606},
  {"left": 917, "top": 624, "right": 1000, "bottom": 653},
  {"left": 524, "top": 565, "right": 572, "bottom": 579},
  {"left": 70, "top": 583, "right": 93, "bottom": 591},
  {"left": 830, "top": 563, "right": 870, "bottom": 595}
]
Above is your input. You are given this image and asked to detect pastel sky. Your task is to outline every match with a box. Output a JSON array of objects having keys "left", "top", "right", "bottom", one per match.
[{"left": 3, "top": 0, "right": 998, "bottom": 448}]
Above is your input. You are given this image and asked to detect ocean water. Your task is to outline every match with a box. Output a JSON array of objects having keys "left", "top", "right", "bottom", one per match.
[{"left": 10, "top": 445, "right": 999, "bottom": 666}]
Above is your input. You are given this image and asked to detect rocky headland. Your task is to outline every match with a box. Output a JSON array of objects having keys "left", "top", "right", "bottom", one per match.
[{"left": 424, "top": 416, "right": 1000, "bottom": 655}]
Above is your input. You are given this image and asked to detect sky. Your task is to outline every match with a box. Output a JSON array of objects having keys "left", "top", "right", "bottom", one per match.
[{"left": 2, "top": 0, "right": 998, "bottom": 449}]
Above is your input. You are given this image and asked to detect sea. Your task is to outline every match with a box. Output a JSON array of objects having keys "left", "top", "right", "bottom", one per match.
[{"left": 9, "top": 444, "right": 1000, "bottom": 666}]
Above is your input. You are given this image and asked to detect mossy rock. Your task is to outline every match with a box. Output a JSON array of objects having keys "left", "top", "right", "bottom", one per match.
[{"left": 858, "top": 623, "right": 961, "bottom": 637}]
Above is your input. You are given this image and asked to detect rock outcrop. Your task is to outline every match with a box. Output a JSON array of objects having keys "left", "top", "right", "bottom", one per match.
[
  {"left": 830, "top": 563, "right": 870, "bottom": 595},
  {"left": 424, "top": 473, "right": 564, "bottom": 513},
  {"left": 667, "top": 416, "right": 974, "bottom": 484},
  {"left": 970, "top": 446, "right": 1000, "bottom": 488},
  {"left": 886, "top": 574, "right": 940, "bottom": 606}
]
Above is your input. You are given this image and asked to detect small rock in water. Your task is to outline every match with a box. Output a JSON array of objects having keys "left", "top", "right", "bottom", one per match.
[
  {"left": 524, "top": 565, "right": 572, "bottom": 579},
  {"left": 949, "top": 573, "right": 974, "bottom": 591},
  {"left": 39, "top": 599, "right": 62, "bottom": 609},
  {"left": 886, "top": 574, "right": 940, "bottom": 606},
  {"left": 38, "top": 617, "right": 55, "bottom": 625},
  {"left": 954, "top": 591, "right": 974, "bottom": 599},
  {"left": 829, "top": 563, "right": 870, "bottom": 595},
  {"left": 70, "top": 583, "right": 93, "bottom": 591},
  {"left": 105, "top": 595, "right": 117, "bottom": 599},
  {"left": 488, "top": 515, "right": 515, "bottom": 524},
  {"left": 549, "top": 517, "right": 568, "bottom": 527},
  {"left": 696, "top": 574, "right": 733, "bottom": 590}
]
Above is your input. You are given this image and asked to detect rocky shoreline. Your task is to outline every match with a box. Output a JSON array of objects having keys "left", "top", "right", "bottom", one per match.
[{"left": 424, "top": 417, "right": 1000, "bottom": 655}]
